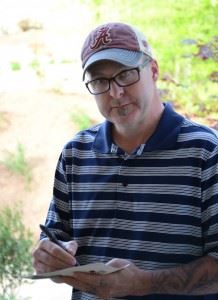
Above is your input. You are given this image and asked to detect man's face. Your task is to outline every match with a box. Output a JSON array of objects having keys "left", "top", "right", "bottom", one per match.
[{"left": 85, "top": 59, "right": 158, "bottom": 131}]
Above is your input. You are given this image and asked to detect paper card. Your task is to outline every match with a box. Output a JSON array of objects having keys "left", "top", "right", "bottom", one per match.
[{"left": 24, "top": 262, "right": 130, "bottom": 279}]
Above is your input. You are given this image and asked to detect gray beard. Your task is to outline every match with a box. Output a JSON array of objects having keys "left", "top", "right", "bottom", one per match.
[{"left": 117, "top": 106, "right": 128, "bottom": 116}]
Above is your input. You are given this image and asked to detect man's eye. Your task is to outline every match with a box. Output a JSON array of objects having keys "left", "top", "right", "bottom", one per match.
[
  {"left": 92, "top": 79, "right": 107, "bottom": 86},
  {"left": 117, "top": 70, "right": 134, "bottom": 81}
]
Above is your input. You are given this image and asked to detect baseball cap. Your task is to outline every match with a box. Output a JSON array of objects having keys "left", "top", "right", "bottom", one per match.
[{"left": 81, "top": 22, "right": 153, "bottom": 79}]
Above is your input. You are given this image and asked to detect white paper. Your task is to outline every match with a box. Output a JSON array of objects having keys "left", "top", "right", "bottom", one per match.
[{"left": 24, "top": 262, "right": 130, "bottom": 279}]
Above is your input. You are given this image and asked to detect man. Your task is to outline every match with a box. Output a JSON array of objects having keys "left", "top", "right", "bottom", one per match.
[{"left": 33, "top": 22, "right": 218, "bottom": 300}]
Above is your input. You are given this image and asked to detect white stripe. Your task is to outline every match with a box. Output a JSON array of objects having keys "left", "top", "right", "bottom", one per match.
[
  {"left": 67, "top": 165, "right": 201, "bottom": 177},
  {"left": 77, "top": 237, "right": 202, "bottom": 256},
  {"left": 72, "top": 219, "right": 201, "bottom": 236},
  {"left": 68, "top": 182, "right": 201, "bottom": 197}
]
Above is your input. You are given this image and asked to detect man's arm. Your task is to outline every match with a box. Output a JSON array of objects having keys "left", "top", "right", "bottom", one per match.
[
  {"left": 148, "top": 255, "right": 218, "bottom": 295},
  {"left": 62, "top": 255, "right": 218, "bottom": 299}
]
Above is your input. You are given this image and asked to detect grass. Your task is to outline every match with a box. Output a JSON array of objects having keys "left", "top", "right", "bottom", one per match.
[
  {"left": 1, "top": 143, "right": 32, "bottom": 189},
  {"left": 81, "top": 0, "right": 218, "bottom": 119}
]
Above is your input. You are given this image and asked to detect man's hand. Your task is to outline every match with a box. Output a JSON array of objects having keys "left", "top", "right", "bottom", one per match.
[
  {"left": 61, "top": 258, "right": 150, "bottom": 299},
  {"left": 53, "top": 256, "right": 218, "bottom": 297},
  {"left": 32, "top": 238, "right": 78, "bottom": 282}
]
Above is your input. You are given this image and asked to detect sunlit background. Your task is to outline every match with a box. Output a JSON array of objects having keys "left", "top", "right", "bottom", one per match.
[{"left": 0, "top": 0, "right": 217, "bottom": 299}]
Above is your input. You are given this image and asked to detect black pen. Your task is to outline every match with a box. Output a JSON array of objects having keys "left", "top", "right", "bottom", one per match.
[{"left": 39, "top": 224, "right": 80, "bottom": 266}]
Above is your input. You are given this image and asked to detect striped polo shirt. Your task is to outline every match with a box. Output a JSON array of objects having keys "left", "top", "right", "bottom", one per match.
[{"left": 43, "top": 103, "right": 218, "bottom": 300}]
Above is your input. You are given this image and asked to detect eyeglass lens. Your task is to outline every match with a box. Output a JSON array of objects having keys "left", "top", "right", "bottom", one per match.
[{"left": 87, "top": 68, "right": 140, "bottom": 95}]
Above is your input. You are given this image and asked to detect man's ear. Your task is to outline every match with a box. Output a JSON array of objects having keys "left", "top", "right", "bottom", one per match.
[{"left": 151, "top": 60, "right": 159, "bottom": 81}]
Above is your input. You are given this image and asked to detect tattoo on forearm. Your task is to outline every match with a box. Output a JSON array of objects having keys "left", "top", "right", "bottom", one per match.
[{"left": 151, "top": 256, "right": 218, "bottom": 295}]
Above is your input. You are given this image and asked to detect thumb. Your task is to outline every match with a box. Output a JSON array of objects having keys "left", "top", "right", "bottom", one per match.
[{"left": 106, "top": 258, "right": 131, "bottom": 268}]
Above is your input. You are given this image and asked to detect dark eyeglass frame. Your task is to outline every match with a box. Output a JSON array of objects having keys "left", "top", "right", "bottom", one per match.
[{"left": 85, "top": 58, "right": 151, "bottom": 95}]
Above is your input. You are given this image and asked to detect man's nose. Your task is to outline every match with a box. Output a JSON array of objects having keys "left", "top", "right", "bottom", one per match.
[{"left": 109, "top": 80, "right": 124, "bottom": 98}]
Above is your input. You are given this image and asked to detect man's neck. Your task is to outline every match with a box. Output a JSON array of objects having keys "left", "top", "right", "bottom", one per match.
[{"left": 112, "top": 102, "right": 164, "bottom": 154}]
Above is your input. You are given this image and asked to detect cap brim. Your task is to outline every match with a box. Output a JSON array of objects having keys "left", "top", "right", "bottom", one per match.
[{"left": 82, "top": 48, "right": 143, "bottom": 80}]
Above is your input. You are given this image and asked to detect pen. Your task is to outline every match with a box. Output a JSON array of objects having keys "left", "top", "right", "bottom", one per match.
[{"left": 39, "top": 224, "right": 80, "bottom": 266}]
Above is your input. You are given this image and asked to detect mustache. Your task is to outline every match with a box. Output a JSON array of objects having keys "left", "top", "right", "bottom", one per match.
[{"left": 111, "top": 99, "right": 130, "bottom": 107}]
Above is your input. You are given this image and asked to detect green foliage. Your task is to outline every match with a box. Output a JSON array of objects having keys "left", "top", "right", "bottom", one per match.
[
  {"left": 0, "top": 206, "right": 33, "bottom": 300},
  {"left": 29, "top": 59, "right": 40, "bottom": 70},
  {"left": 1, "top": 143, "right": 32, "bottom": 188},
  {"left": 29, "top": 59, "right": 44, "bottom": 77},
  {"left": 81, "top": 0, "right": 218, "bottom": 118},
  {"left": 10, "top": 62, "right": 21, "bottom": 71},
  {"left": 71, "top": 110, "right": 95, "bottom": 131}
]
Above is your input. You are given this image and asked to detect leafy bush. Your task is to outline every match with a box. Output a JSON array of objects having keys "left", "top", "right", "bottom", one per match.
[{"left": 0, "top": 206, "right": 34, "bottom": 300}]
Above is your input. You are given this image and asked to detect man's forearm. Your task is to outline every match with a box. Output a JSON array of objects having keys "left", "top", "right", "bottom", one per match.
[{"left": 144, "top": 255, "right": 218, "bottom": 295}]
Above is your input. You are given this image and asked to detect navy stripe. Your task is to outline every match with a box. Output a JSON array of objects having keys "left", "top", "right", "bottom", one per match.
[
  {"left": 78, "top": 246, "right": 199, "bottom": 264},
  {"left": 74, "top": 228, "right": 202, "bottom": 245}
]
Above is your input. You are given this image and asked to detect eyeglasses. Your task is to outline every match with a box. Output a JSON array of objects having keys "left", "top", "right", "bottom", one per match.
[{"left": 85, "top": 58, "right": 151, "bottom": 95}]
